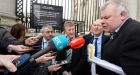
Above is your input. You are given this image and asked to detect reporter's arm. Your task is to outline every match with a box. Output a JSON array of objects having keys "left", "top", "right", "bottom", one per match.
[
  {"left": 0, "top": 40, "right": 9, "bottom": 53},
  {"left": 7, "top": 45, "right": 33, "bottom": 54}
]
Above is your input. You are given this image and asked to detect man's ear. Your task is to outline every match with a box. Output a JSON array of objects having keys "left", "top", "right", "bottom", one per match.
[{"left": 120, "top": 11, "right": 127, "bottom": 20}]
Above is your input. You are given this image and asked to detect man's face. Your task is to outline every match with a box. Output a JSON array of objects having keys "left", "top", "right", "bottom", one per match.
[
  {"left": 91, "top": 24, "right": 103, "bottom": 35},
  {"left": 42, "top": 27, "right": 53, "bottom": 40},
  {"left": 64, "top": 26, "right": 75, "bottom": 38},
  {"left": 101, "top": 4, "right": 125, "bottom": 33}
]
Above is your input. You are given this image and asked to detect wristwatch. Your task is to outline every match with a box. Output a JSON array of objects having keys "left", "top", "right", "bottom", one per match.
[{"left": 8, "top": 45, "right": 13, "bottom": 53}]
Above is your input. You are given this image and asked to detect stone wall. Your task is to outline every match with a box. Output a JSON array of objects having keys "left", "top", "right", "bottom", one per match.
[{"left": 0, "top": 0, "right": 17, "bottom": 30}]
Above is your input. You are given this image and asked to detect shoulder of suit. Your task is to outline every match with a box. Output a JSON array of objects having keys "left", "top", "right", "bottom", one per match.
[{"left": 83, "top": 33, "right": 92, "bottom": 38}]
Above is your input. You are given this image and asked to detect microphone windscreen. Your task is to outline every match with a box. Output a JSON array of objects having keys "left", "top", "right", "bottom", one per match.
[
  {"left": 69, "top": 37, "right": 85, "bottom": 49},
  {"left": 51, "top": 35, "right": 69, "bottom": 51}
]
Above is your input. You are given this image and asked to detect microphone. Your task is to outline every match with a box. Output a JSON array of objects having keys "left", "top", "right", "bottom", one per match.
[
  {"left": 31, "top": 35, "right": 69, "bottom": 59},
  {"left": 63, "top": 36, "right": 85, "bottom": 50},
  {"left": 69, "top": 37, "right": 85, "bottom": 49}
]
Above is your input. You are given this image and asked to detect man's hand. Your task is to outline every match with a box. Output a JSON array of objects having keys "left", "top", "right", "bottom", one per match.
[{"left": 0, "top": 55, "right": 19, "bottom": 72}]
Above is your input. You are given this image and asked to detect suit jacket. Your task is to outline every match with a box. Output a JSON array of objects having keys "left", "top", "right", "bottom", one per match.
[{"left": 101, "top": 18, "right": 140, "bottom": 75}]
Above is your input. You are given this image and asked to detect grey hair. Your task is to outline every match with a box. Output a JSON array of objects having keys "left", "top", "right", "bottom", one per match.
[
  {"left": 101, "top": 0, "right": 129, "bottom": 15},
  {"left": 40, "top": 24, "right": 53, "bottom": 32}
]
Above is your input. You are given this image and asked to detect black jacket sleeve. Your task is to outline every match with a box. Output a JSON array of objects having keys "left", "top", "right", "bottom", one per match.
[
  {"left": 0, "top": 27, "right": 23, "bottom": 45},
  {"left": 0, "top": 40, "right": 9, "bottom": 53}
]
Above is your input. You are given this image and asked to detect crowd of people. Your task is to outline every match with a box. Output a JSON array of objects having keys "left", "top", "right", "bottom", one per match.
[{"left": 1, "top": 0, "right": 140, "bottom": 75}]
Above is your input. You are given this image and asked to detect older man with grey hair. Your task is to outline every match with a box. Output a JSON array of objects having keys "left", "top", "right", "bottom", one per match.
[{"left": 92, "top": 0, "right": 140, "bottom": 75}]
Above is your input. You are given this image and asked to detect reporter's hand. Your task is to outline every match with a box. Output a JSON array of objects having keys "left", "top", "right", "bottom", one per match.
[
  {"left": 48, "top": 64, "right": 62, "bottom": 72},
  {"left": 8, "top": 45, "right": 33, "bottom": 54},
  {"left": 25, "top": 37, "right": 39, "bottom": 45},
  {"left": 35, "top": 52, "right": 55, "bottom": 64},
  {"left": 0, "top": 55, "right": 19, "bottom": 72}
]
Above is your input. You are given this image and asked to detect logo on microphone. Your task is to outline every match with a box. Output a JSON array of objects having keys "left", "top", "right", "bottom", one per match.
[
  {"left": 52, "top": 35, "right": 69, "bottom": 51},
  {"left": 53, "top": 37, "right": 63, "bottom": 49},
  {"left": 54, "top": 37, "right": 62, "bottom": 45}
]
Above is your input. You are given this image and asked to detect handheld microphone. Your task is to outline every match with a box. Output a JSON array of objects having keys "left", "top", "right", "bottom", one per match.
[
  {"left": 63, "top": 36, "right": 85, "bottom": 50},
  {"left": 69, "top": 37, "right": 85, "bottom": 49},
  {"left": 31, "top": 35, "right": 69, "bottom": 59}
]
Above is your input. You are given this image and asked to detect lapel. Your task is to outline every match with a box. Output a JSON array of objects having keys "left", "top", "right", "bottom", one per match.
[
  {"left": 102, "top": 35, "right": 105, "bottom": 47},
  {"left": 101, "top": 34, "right": 108, "bottom": 50}
]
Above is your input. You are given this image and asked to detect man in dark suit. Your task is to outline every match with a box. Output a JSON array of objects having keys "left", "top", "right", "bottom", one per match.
[
  {"left": 30, "top": 24, "right": 64, "bottom": 75},
  {"left": 93, "top": 0, "right": 140, "bottom": 75},
  {"left": 84, "top": 23, "right": 109, "bottom": 75},
  {"left": 33, "top": 24, "right": 54, "bottom": 50},
  {"left": 62, "top": 21, "right": 91, "bottom": 75}
]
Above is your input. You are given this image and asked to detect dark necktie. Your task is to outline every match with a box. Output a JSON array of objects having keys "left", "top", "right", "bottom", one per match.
[
  {"left": 94, "top": 38, "right": 98, "bottom": 57},
  {"left": 42, "top": 42, "right": 48, "bottom": 49}
]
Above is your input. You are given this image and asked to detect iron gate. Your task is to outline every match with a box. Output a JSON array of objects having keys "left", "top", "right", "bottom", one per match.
[{"left": 16, "top": 0, "right": 106, "bottom": 35}]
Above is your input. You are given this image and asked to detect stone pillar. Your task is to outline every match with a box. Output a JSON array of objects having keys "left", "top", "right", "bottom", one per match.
[
  {"left": 137, "top": 0, "right": 140, "bottom": 21},
  {"left": 0, "top": 0, "right": 17, "bottom": 29}
]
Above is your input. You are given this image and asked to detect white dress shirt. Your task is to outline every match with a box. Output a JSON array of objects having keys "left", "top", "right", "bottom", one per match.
[{"left": 41, "top": 38, "right": 48, "bottom": 49}]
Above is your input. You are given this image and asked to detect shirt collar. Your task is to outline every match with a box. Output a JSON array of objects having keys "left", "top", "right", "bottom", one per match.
[
  {"left": 43, "top": 37, "right": 47, "bottom": 42},
  {"left": 94, "top": 33, "right": 102, "bottom": 39}
]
